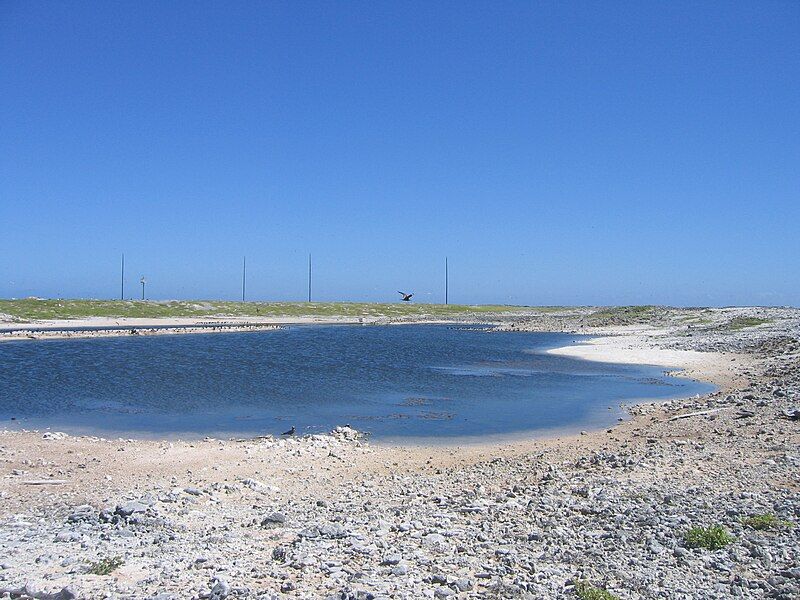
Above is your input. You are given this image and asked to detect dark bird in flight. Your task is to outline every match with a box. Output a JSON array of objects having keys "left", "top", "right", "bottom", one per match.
[
  {"left": 398, "top": 291, "right": 413, "bottom": 302},
  {"left": 281, "top": 426, "right": 296, "bottom": 436}
]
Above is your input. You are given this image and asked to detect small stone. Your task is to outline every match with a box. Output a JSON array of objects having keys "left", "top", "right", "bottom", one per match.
[
  {"left": 115, "top": 501, "right": 148, "bottom": 517},
  {"left": 381, "top": 553, "right": 402, "bottom": 566},
  {"left": 261, "top": 512, "right": 287, "bottom": 526},
  {"left": 210, "top": 577, "right": 230, "bottom": 599},
  {"left": 319, "top": 523, "right": 348, "bottom": 539},
  {"left": 422, "top": 533, "right": 447, "bottom": 547},
  {"left": 55, "top": 530, "right": 81, "bottom": 543}
]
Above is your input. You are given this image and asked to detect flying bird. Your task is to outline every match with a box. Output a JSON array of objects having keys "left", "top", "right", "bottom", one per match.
[
  {"left": 281, "top": 426, "right": 296, "bottom": 436},
  {"left": 398, "top": 291, "right": 413, "bottom": 302}
]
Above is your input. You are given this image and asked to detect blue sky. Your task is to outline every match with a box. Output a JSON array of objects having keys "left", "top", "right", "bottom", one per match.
[{"left": 1, "top": 1, "right": 798, "bottom": 306}]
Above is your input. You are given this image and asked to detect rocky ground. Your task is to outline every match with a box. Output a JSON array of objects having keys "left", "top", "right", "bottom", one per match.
[{"left": 0, "top": 307, "right": 798, "bottom": 599}]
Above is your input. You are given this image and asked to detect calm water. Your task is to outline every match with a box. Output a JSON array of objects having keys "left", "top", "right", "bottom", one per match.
[{"left": 0, "top": 325, "right": 714, "bottom": 440}]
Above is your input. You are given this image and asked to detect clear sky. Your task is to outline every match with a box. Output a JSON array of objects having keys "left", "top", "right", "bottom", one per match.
[{"left": 1, "top": 1, "right": 798, "bottom": 306}]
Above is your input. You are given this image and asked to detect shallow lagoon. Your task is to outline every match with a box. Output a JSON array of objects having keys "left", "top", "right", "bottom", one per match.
[{"left": 0, "top": 325, "right": 714, "bottom": 439}]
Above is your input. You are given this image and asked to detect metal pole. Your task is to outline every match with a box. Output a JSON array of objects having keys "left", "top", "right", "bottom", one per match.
[
  {"left": 445, "top": 256, "right": 448, "bottom": 305},
  {"left": 242, "top": 256, "right": 246, "bottom": 302},
  {"left": 308, "top": 254, "right": 312, "bottom": 302},
  {"left": 120, "top": 254, "right": 125, "bottom": 300}
]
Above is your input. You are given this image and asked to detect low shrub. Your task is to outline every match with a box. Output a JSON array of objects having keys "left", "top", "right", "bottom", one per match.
[
  {"left": 574, "top": 581, "right": 620, "bottom": 600},
  {"left": 87, "top": 556, "right": 123, "bottom": 575},
  {"left": 741, "top": 513, "right": 793, "bottom": 530},
  {"left": 684, "top": 525, "right": 734, "bottom": 550}
]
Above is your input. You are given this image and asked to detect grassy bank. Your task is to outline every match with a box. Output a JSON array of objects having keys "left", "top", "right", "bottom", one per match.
[{"left": 0, "top": 298, "right": 536, "bottom": 322}]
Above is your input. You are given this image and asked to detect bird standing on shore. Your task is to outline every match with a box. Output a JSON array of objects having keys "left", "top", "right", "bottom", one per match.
[
  {"left": 398, "top": 291, "right": 413, "bottom": 302},
  {"left": 281, "top": 426, "right": 296, "bottom": 436}
]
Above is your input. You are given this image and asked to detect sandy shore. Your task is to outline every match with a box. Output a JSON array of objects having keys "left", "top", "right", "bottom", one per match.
[
  {"left": 544, "top": 326, "right": 748, "bottom": 390},
  {"left": 0, "top": 307, "right": 798, "bottom": 599}
]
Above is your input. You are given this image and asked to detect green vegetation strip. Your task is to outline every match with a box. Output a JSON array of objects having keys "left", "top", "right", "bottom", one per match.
[
  {"left": 725, "top": 316, "right": 772, "bottom": 330},
  {"left": 588, "top": 305, "right": 659, "bottom": 325},
  {"left": 0, "top": 299, "right": 537, "bottom": 322}
]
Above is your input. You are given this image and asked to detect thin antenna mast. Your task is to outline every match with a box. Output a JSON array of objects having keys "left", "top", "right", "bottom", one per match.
[
  {"left": 445, "top": 256, "right": 449, "bottom": 305},
  {"left": 242, "top": 256, "right": 246, "bottom": 302},
  {"left": 308, "top": 253, "right": 312, "bottom": 302}
]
